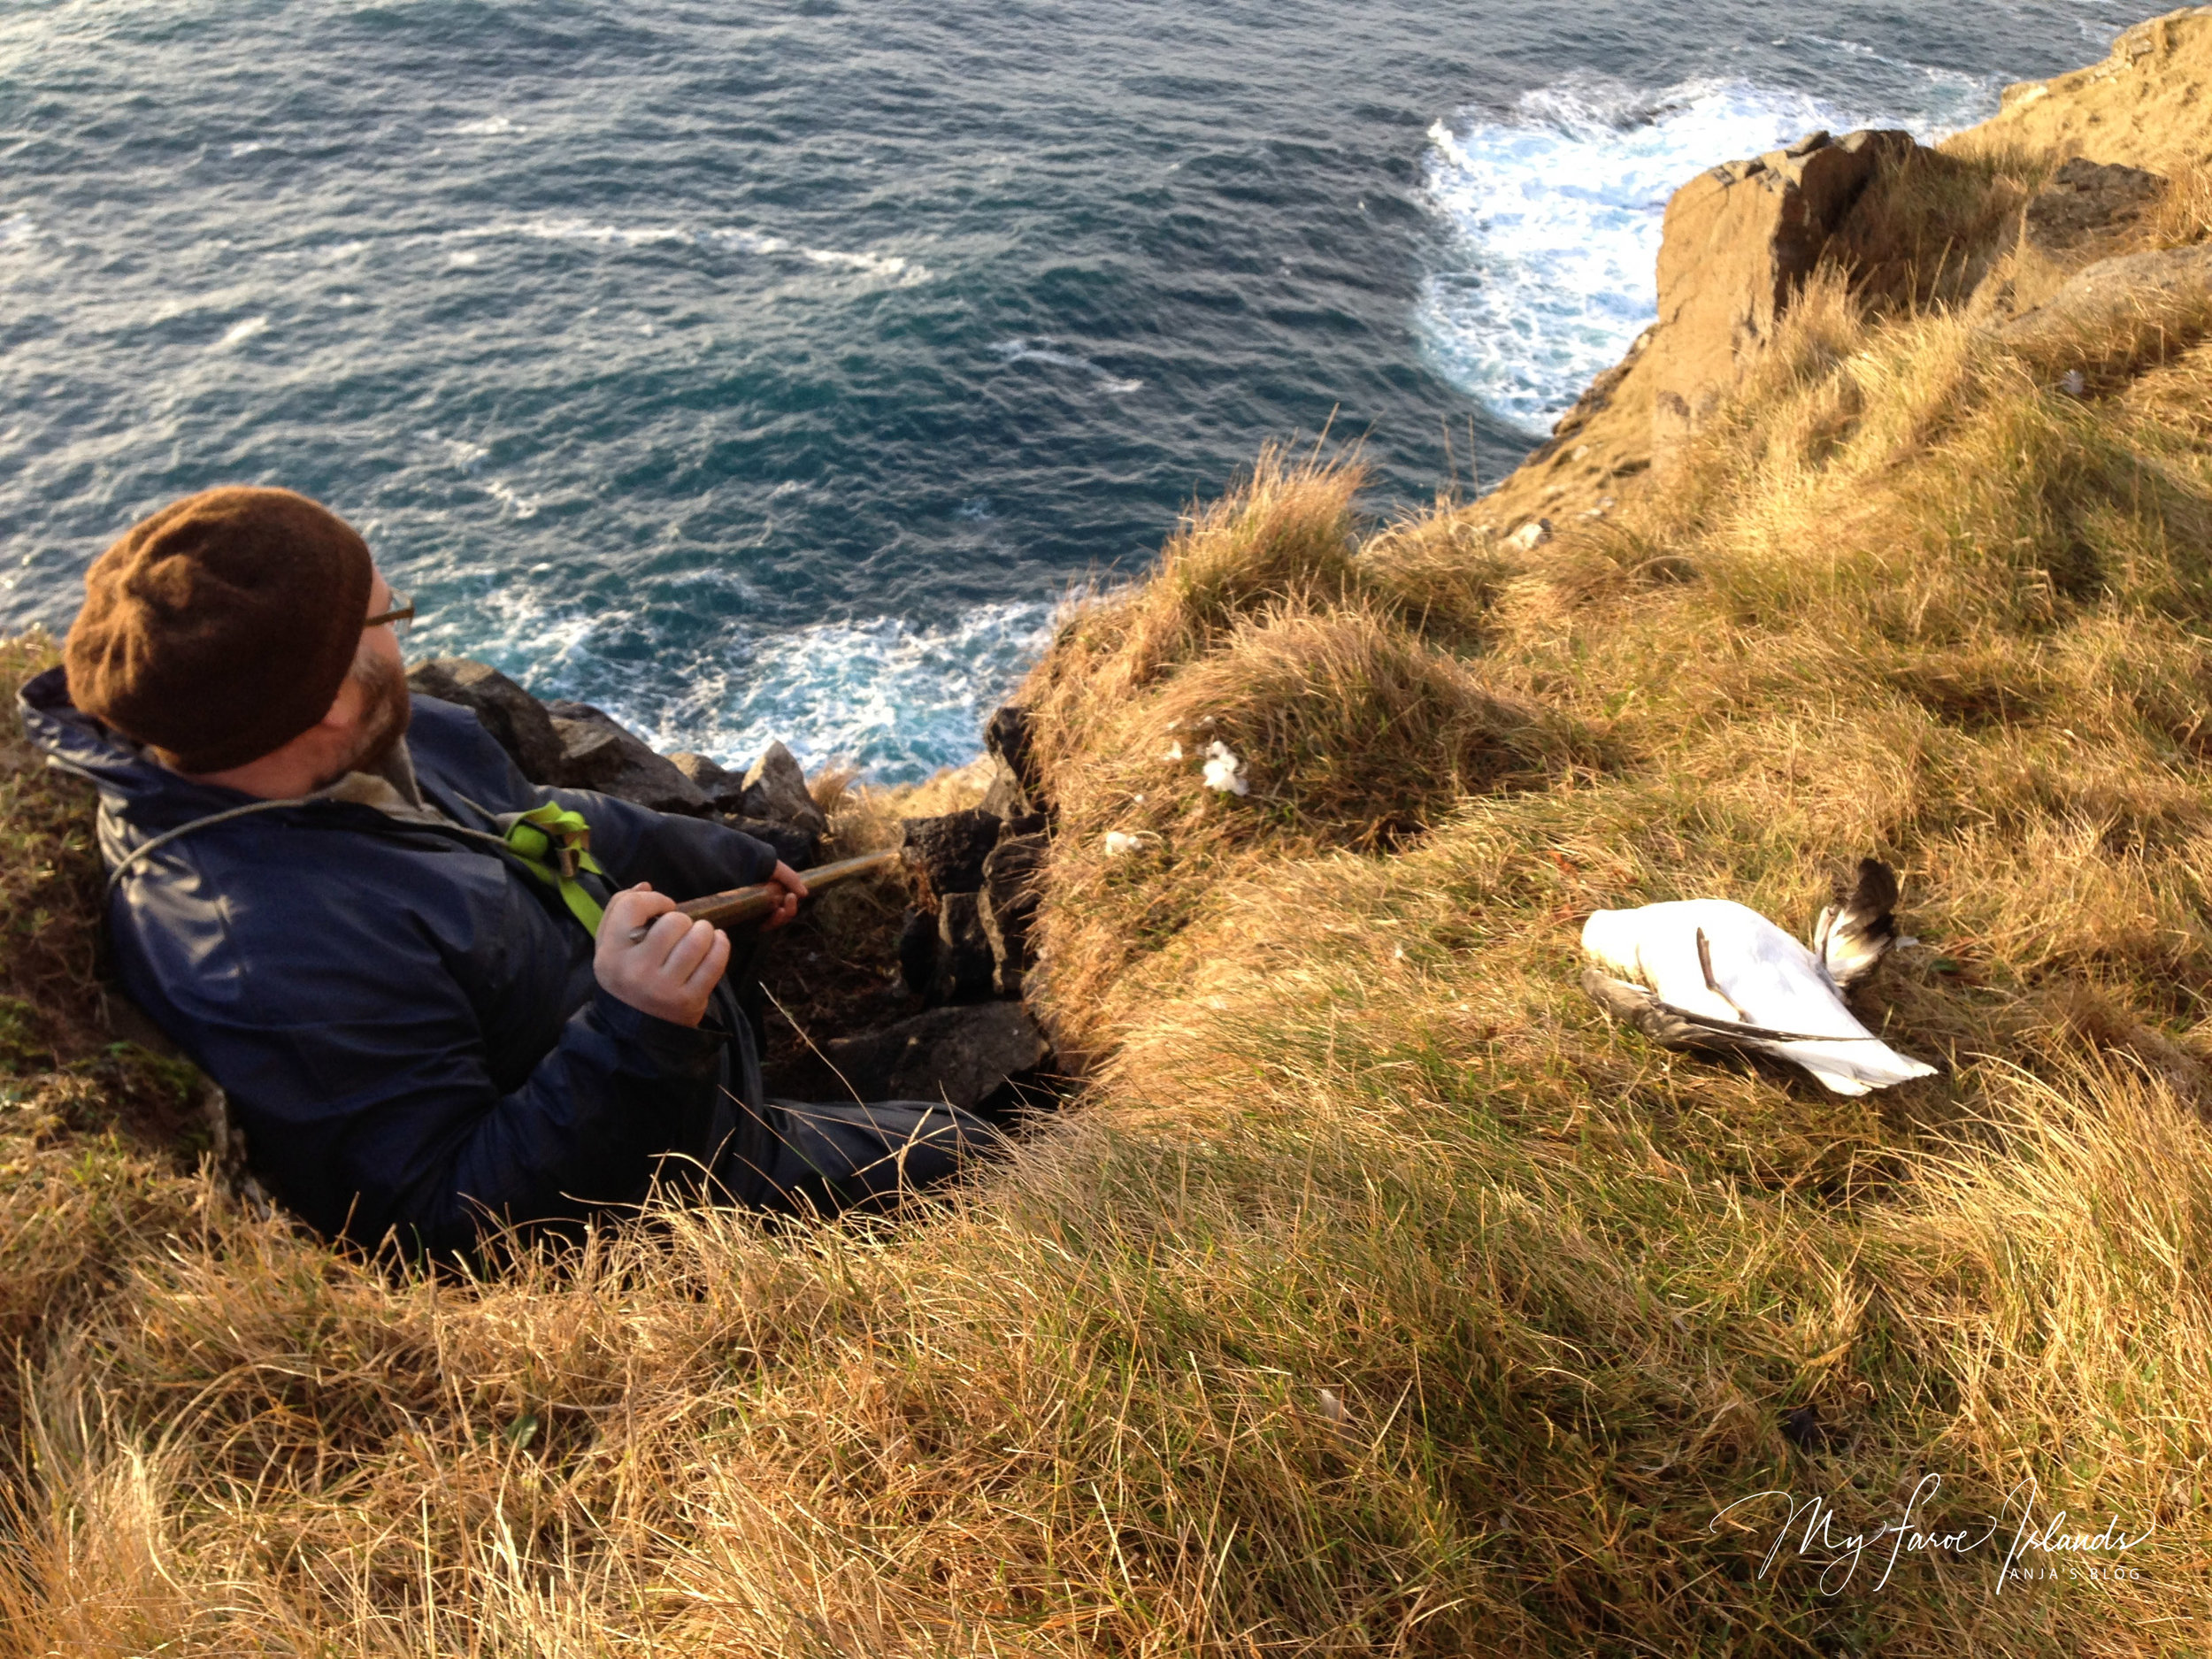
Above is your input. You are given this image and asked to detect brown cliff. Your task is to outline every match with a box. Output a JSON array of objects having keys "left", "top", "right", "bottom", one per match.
[
  {"left": 1473, "top": 7, "right": 2212, "bottom": 539},
  {"left": 1974, "top": 7, "right": 2212, "bottom": 177}
]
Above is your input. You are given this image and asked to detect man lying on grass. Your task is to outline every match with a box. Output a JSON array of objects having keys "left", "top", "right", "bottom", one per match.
[{"left": 19, "top": 487, "right": 989, "bottom": 1256}]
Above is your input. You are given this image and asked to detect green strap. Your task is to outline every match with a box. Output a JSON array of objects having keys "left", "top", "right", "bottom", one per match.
[{"left": 500, "top": 803, "right": 609, "bottom": 936}]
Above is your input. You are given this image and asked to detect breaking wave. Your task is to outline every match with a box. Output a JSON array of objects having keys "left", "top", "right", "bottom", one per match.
[{"left": 437, "top": 592, "right": 1057, "bottom": 786}]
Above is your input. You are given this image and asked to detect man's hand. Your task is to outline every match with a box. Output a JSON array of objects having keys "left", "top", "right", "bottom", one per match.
[
  {"left": 595, "top": 882, "right": 731, "bottom": 1027},
  {"left": 759, "top": 861, "right": 809, "bottom": 931}
]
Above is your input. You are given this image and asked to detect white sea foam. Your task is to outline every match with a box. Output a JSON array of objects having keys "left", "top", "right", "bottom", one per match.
[
  {"left": 452, "top": 115, "right": 526, "bottom": 136},
  {"left": 433, "top": 580, "right": 621, "bottom": 683},
  {"left": 991, "top": 337, "right": 1142, "bottom": 396},
  {"left": 1417, "top": 70, "right": 1995, "bottom": 432},
  {"left": 651, "top": 603, "right": 1056, "bottom": 781},
  {"left": 447, "top": 596, "right": 1056, "bottom": 784},
  {"left": 0, "top": 214, "right": 35, "bottom": 247},
  {"left": 484, "top": 478, "right": 540, "bottom": 519},
  {"left": 802, "top": 246, "right": 928, "bottom": 284},
  {"left": 449, "top": 219, "right": 932, "bottom": 286},
  {"left": 721, "top": 229, "right": 931, "bottom": 286},
  {"left": 213, "top": 315, "right": 267, "bottom": 349},
  {"left": 497, "top": 218, "right": 695, "bottom": 248},
  {"left": 712, "top": 228, "right": 788, "bottom": 255}
]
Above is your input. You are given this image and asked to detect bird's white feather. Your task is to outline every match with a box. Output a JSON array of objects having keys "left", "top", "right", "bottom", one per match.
[{"left": 1580, "top": 899, "right": 1936, "bottom": 1095}]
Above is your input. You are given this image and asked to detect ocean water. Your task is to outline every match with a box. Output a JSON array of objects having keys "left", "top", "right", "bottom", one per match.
[{"left": 0, "top": 0, "right": 2154, "bottom": 779}]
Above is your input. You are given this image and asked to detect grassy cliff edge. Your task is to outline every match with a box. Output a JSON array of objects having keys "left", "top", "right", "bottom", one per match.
[{"left": 4, "top": 23, "right": 2212, "bottom": 1656}]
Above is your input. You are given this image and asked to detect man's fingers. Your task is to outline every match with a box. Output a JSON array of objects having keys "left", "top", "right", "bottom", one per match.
[
  {"left": 607, "top": 906, "right": 677, "bottom": 949},
  {"left": 680, "top": 926, "right": 732, "bottom": 994},
  {"left": 606, "top": 886, "right": 676, "bottom": 927},
  {"left": 633, "top": 909, "right": 695, "bottom": 964},
  {"left": 660, "top": 917, "right": 717, "bottom": 980}
]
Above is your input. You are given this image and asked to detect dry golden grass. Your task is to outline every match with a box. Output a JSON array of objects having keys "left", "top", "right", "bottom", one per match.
[
  {"left": 2139, "top": 159, "right": 2212, "bottom": 251},
  {"left": 1831, "top": 139, "right": 2051, "bottom": 314},
  {"left": 6, "top": 159, "right": 2212, "bottom": 1655}
]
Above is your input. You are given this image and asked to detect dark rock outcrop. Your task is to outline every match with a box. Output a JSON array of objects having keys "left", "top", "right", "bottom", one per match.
[
  {"left": 979, "top": 832, "right": 1046, "bottom": 996},
  {"left": 979, "top": 757, "right": 1033, "bottom": 820},
  {"left": 889, "top": 749, "right": 1056, "bottom": 1004},
  {"left": 821, "top": 1002, "right": 1053, "bottom": 1114},
  {"left": 897, "top": 907, "right": 938, "bottom": 998},
  {"left": 901, "top": 809, "right": 1002, "bottom": 910},
  {"left": 403, "top": 661, "right": 834, "bottom": 843},
  {"left": 932, "top": 891, "right": 998, "bottom": 1004},
  {"left": 982, "top": 704, "right": 1044, "bottom": 816},
  {"left": 739, "top": 741, "right": 828, "bottom": 834},
  {"left": 727, "top": 816, "right": 819, "bottom": 871},
  {"left": 542, "top": 702, "right": 711, "bottom": 815},
  {"left": 406, "top": 658, "right": 568, "bottom": 783},
  {"left": 670, "top": 750, "right": 822, "bottom": 862},
  {"left": 668, "top": 750, "right": 752, "bottom": 815}
]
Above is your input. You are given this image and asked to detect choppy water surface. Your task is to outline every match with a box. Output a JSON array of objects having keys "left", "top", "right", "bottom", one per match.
[{"left": 0, "top": 0, "right": 2152, "bottom": 776}]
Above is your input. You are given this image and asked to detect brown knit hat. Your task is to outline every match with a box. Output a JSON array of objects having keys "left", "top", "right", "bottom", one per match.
[{"left": 65, "top": 487, "right": 375, "bottom": 773}]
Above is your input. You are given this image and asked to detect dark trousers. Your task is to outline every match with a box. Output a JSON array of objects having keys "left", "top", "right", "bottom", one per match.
[
  {"left": 687, "top": 980, "right": 998, "bottom": 1217},
  {"left": 710, "top": 1094, "right": 995, "bottom": 1217}
]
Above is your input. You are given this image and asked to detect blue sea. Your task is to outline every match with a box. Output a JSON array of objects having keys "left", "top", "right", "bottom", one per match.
[{"left": 0, "top": 0, "right": 2156, "bottom": 779}]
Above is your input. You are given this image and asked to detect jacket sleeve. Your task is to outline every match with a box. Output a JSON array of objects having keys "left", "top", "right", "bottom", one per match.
[{"left": 542, "top": 787, "right": 781, "bottom": 900}]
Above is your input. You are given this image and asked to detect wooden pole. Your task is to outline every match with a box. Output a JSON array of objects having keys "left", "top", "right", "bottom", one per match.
[{"left": 621, "top": 849, "right": 900, "bottom": 944}]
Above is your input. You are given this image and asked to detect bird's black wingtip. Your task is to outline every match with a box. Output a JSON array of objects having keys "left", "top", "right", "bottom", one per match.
[
  {"left": 1847, "top": 857, "right": 1900, "bottom": 920},
  {"left": 1819, "top": 857, "right": 1904, "bottom": 988}
]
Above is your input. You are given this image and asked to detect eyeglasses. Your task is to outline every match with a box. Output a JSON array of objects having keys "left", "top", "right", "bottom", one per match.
[{"left": 365, "top": 592, "right": 415, "bottom": 640}]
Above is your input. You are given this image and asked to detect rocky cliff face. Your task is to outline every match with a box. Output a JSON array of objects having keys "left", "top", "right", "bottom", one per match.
[
  {"left": 1977, "top": 7, "right": 2212, "bottom": 177},
  {"left": 1648, "top": 127, "right": 1914, "bottom": 471},
  {"left": 1473, "top": 6, "right": 2212, "bottom": 539},
  {"left": 1472, "top": 126, "right": 1924, "bottom": 536}
]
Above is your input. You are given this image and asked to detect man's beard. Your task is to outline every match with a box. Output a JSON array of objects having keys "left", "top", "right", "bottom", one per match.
[{"left": 318, "top": 653, "right": 412, "bottom": 787}]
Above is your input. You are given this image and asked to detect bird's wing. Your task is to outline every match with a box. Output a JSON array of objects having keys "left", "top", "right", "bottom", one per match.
[
  {"left": 1580, "top": 901, "right": 1936, "bottom": 1095},
  {"left": 1778, "top": 1038, "right": 1939, "bottom": 1095},
  {"left": 1625, "top": 901, "right": 1823, "bottom": 1027},
  {"left": 1713, "top": 922, "right": 1880, "bottom": 1041}
]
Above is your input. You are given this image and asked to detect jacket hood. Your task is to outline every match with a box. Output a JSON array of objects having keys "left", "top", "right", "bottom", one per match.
[{"left": 19, "top": 664, "right": 279, "bottom": 834}]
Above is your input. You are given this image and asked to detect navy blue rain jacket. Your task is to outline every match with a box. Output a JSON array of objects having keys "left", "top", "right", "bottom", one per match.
[{"left": 19, "top": 667, "right": 780, "bottom": 1256}]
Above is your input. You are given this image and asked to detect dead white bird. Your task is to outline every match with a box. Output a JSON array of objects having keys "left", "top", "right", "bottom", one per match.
[{"left": 1579, "top": 859, "right": 1937, "bottom": 1096}]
